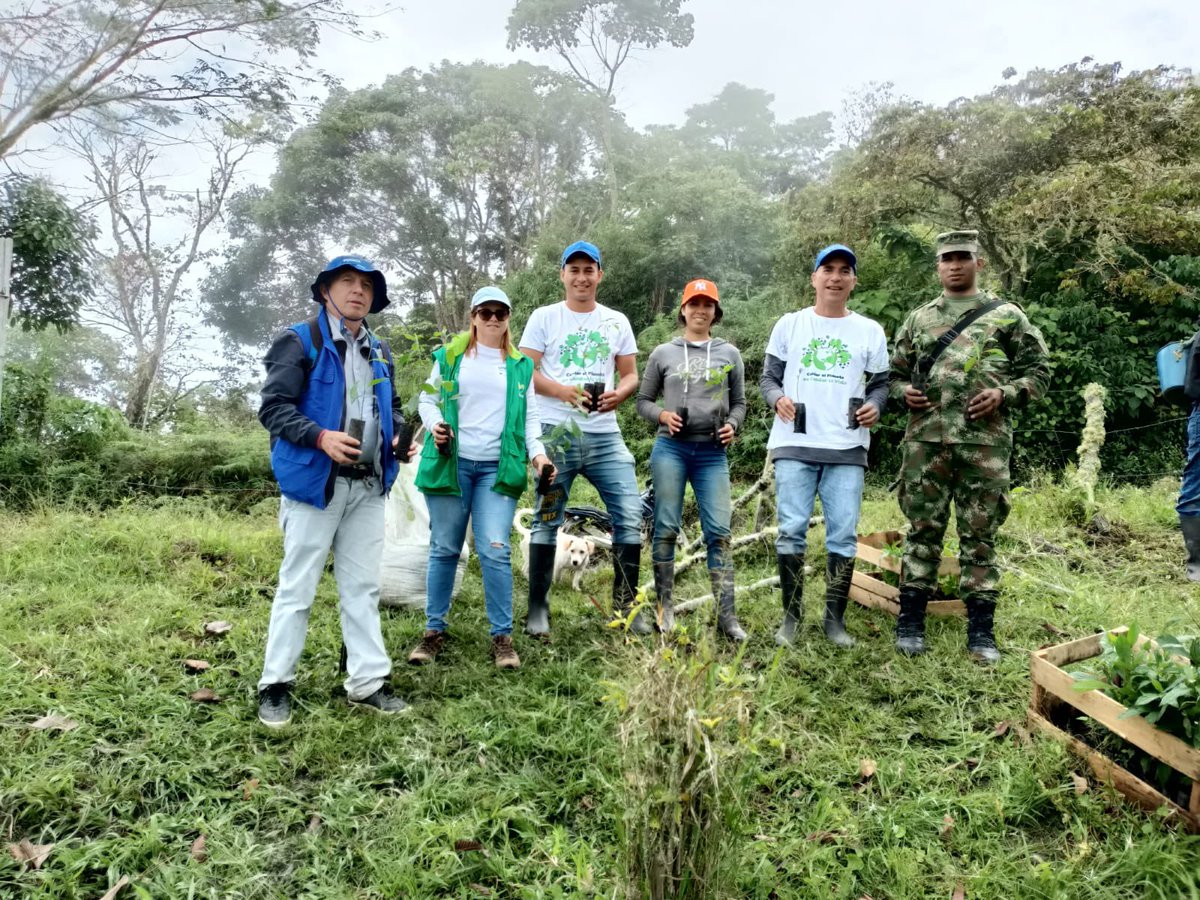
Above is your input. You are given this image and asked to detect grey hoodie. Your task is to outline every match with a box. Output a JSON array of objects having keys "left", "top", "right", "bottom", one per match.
[{"left": 637, "top": 337, "right": 747, "bottom": 442}]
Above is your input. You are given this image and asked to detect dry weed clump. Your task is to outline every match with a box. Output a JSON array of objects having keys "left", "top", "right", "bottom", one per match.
[{"left": 606, "top": 613, "right": 759, "bottom": 900}]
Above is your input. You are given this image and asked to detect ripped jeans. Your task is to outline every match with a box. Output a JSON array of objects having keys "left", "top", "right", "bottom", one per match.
[
  {"left": 424, "top": 457, "right": 519, "bottom": 636},
  {"left": 649, "top": 437, "right": 732, "bottom": 569}
]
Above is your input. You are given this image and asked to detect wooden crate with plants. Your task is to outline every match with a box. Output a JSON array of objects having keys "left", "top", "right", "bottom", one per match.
[
  {"left": 1028, "top": 627, "right": 1200, "bottom": 832},
  {"left": 849, "top": 530, "right": 966, "bottom": 617}
]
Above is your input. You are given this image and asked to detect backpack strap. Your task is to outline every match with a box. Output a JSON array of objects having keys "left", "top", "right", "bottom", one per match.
[
  {"left": 304, "top": 315, "right": 323, "bottom": 369},
  {"left": 288, "top": 314, "right": 325, "bottom": 387},
  {"left": 914, "top": 298, "right": 1006, "bottom": 380}
]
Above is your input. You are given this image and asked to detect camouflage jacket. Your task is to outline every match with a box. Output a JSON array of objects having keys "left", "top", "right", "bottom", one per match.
[{"left": 889, "top": 291, "right": 1050, "bottom": 446}]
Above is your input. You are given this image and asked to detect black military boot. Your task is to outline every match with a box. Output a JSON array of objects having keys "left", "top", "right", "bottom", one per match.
[
  {"left": 965, "top": 593, "right": 1001, "bottom": 665},
  {"left": 894, "top": 585, "right": 929, "bottom": 656},
  {"left": 653, "top": 560, "right": 676, "bottom": 633},
  {"left": 823, "top": 554, "right": 856, "bottom": 649},
  {"left": 1181, "top": 515, "right": 1200, "bottom": 582},
  {"left": 774, "top": 553, "right": 805, "bottom": 647},
  {"left": 613, "top": 543, "right": 652, "bottom": 635},
  {"left": 710, "top": 568, "right": 747, "bottom": 642},
  {"left": 525, "top": 542, "right": 556, "bottom": 637}
]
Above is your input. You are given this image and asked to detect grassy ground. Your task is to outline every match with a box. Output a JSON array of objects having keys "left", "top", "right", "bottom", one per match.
[{"left": 2, "top": 476, "right": 1199, "bottom": 899}]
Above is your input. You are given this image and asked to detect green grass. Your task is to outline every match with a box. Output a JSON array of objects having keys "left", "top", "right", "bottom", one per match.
[{"left": 2, "top": 479, "right": 1199, "bottom": 898}]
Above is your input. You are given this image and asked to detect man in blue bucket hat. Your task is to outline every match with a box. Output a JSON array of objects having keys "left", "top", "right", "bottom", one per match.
[{"left": 255, "top": 255, "right": 414, "bottom": 727}]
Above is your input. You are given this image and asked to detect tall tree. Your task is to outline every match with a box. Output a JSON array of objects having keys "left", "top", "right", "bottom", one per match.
[
  {"left": 682, "top": 82, "right": 833, "bottom": 194},
  {"left": 846, "top": 60, "right": 1200, "bottom": 300},
  {"left": 0, "top": 0, "right": 362, "bottom": 159},
  {"left": 207, "top": 62, "right": 602, "bottom": 343},
  {"left": 74, "top": 126, "right": 251, "bottom": 427},
  {"left": 506, "top": 0, "right": 694, "bottom": 213},
  {"left": 0, "top": 176, "right": 95, "bottom": 332}
]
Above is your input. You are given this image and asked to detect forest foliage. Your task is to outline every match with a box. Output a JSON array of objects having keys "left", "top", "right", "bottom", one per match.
[{"left": 3, "top": 5, "right": 1200, "bottom": 503}]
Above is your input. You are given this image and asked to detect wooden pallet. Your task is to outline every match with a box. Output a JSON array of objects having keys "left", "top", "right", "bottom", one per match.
[
  {"left": 1028, "top": 628, "right": 1200, "bottom": 833},
  {"left": 849, "top": 530, "right": 965, "bottom": 617}
]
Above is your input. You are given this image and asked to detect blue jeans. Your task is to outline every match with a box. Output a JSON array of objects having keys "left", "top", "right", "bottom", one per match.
[
  {"left": 531, "top": 427, "right": 642, "bottom": 546},
  {"left": 424, "top": 458, "right": 519, "bottom": 636},
  {"left": 1178, "top": 403, "right": 1200, "bottom": 517},
  {"left": 774, "top": 459, "right": 865, "bottom": 558},
  {"left": 650, "top": 437, "right": 732, "bottom": 569}
]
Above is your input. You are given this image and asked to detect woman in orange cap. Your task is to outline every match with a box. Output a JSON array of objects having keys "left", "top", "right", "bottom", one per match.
[{"left": 636, "top": 279, "right": 747, "bottom": 639}]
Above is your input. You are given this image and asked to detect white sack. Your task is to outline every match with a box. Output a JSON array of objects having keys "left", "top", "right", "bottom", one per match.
[{"left": 379, "top": 460, "right": 468, "bottom": 608}]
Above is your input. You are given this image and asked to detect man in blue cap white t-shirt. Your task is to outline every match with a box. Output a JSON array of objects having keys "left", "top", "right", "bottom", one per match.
[
  {"left": 760, "top": 244, "right": 889, "bottom": 650},
  {"left": 255, "top": 255, "right": 414, "bottom": 727},
  {"left": 518, "top": 240, "right": 645, "bottom": 636}
]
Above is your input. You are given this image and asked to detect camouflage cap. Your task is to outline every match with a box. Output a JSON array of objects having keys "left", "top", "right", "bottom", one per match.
[{"left": 935, "top": 230, "right": 980, "bottom": 257}]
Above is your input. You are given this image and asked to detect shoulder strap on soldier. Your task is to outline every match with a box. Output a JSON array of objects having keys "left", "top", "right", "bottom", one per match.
[{"left": 915, "top": 298, "right": 1006, "bottom": 377}]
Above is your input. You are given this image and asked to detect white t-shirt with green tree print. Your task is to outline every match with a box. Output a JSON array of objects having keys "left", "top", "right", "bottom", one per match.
[
  {"left": 519, "top": 301, "right": 638, "bottom": 434},
  {"left": 765, "top": 307, "right": 889, "bottom": 453}
]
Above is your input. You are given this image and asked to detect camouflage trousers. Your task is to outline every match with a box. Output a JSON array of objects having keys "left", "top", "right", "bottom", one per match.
[{"left": 897, "top": 441, "right": 1011, "bottom": 598}]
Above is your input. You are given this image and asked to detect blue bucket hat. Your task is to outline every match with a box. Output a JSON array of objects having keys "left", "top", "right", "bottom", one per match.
[
  {"left": 310, "top": 255, "right": 390, "bottom": 314},
  {"left": 560, "top": 240, "right": 602, "bottom": 269},
  {"left": 813, "top": 243, "right": 857, "bottom": 273}
]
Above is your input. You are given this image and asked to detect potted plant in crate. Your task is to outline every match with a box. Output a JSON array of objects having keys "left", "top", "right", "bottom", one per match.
[
  {"left": 1027, "top": 626, "right": 1200, "bottom": 831},
  {"left": 848, "top": 529, "right": 965, "bottom": 617}
]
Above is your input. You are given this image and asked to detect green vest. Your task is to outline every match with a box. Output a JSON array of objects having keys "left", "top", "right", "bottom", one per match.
[{"left": 414, "top": 332, "right": 534, "bottom": 499}]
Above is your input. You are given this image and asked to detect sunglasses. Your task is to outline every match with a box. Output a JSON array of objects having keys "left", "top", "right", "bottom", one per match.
[{"left": 474, "top": 306, "right": 510, "bottom": 322}]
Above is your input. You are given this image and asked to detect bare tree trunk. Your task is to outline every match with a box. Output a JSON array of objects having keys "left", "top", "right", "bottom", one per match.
[{"left": 71, "top": 125, "right": 251, "bottom": 428}]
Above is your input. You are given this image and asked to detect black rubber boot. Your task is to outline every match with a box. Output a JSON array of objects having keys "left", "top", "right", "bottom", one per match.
[
  {"left": 525, "top": 542, "right": 555, "bottom": 637},
  {"left": 965, "top": 594, "right": 1001, "bottom": 665},
  {"left": 774, "top": 553, "right": 805, "bottom": 647},
  {"left": 652, "top": 560, "right": 676, "bottom": 633},
  {"left": 613, "top": 543, "right": 652, "bottom": 634},
  {"left": 710, "top": 568, "right": 747, "bottom": 642},
  {"left": 894, "top": 585, "right": 929, "bottom": 656},
  {"left": 823, "top": 554, "right": 856, "bottom": 649},
  {"left": 1181, "top": 515, "right": 1200, "bottom": 582}
]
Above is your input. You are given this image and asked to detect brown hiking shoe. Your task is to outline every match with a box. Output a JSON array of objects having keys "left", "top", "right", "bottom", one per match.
[
  {"left": 408, "top": 630, "right": 447, "bottom": 665},
  {"left": 491, "top": 635, "right": 520, "bottom": 669}
]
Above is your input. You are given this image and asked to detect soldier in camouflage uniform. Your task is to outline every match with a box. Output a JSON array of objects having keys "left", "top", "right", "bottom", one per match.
[{"left": 889, "top": 231, "right": 1050, "bottom": 663}]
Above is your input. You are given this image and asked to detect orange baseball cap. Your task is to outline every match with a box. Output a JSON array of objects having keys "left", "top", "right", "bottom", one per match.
[{"left": 681, "top": 278, "right": 719, "bottom": 307}]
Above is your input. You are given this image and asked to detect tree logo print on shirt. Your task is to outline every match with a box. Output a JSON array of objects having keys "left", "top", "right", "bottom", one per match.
[
  {"left": 559, "top": 330, "right": 611, "bottom": 368},
  {"left": 800, "top": 337, "right": 852, "bottom": 371}
]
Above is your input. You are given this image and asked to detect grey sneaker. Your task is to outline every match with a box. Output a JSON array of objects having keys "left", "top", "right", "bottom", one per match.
[
  {"left": 257, "top": 683, "right": 292, "bottom": 728},
  {"left": 348, "top": 684, "right": 409, "bottom": 715}
]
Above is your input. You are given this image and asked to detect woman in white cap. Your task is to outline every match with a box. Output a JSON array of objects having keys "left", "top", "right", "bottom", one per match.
[
  {"left": 409, "top": 287, "right": 555, "bottom": 669},
  {"left": 636, "top": 279, "right": 747, "bottom": 639}
]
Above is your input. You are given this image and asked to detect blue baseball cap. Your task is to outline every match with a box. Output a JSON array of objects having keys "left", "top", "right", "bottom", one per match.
[
  {"left": 560, "top": 240, "right": 602, "bottom": 269},
  {"left": 471, "top": 286, "right": 511, "bottom": 309},
  {"left": 311, "top": 255, "right": 390, "bottom": 313},
  {"left": 813, "top": 244, "right": 857, "bottom": 273}
]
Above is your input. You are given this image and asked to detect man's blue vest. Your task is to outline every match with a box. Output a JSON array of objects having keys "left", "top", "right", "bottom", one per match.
[{"left": 269, "top": 309, "right": 399, "bottom": 509}]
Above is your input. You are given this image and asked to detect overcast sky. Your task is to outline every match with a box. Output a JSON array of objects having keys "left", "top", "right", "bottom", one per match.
[{"left": 319, "top": 0, "right": 1199, "bottom": 132}]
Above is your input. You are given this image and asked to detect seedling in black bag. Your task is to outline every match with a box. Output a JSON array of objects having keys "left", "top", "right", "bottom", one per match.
[
  {"left": 393, "top": 418, "right": 415, "bottom": 463},
  {"left": 585, "top": 382, "right": 605, "bottom": 413},
  {"left": 347, "top": 418, "right": 366, "bottom": 461},
  {"left": 792, "top": 402, "right": 806, "bottom": 434},
  {"left": 676, "top": 407, "right": 689, "bottom": 430},
  {"left": 536, "top": 463, "right": 554, "bottom": 495},
  {"left": 847, "top": 397, "right": 864, "bottom": 429},
  {"left": 435, "top": 423, "right": 454, "bottom": 457}
]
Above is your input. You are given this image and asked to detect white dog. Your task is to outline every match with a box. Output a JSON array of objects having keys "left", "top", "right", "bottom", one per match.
[{"left": 514, "top": 513, "right": 597, "bottom": 591}]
